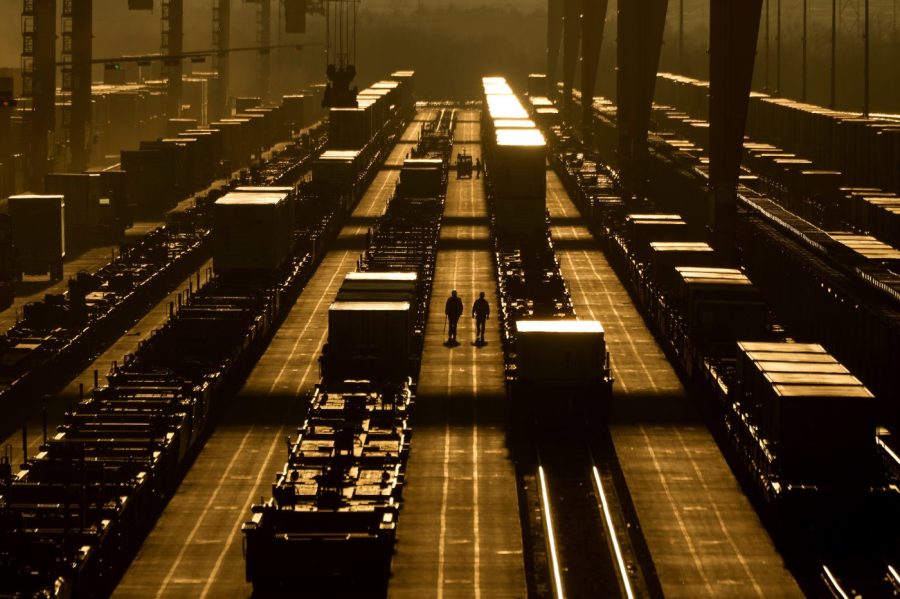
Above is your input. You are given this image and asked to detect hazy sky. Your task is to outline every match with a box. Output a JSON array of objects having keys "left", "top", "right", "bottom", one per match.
[
  {"left": 1, "top": 0, "right": 898, "bottom": 110},
  {"left": 0, "top": 0, "right": 545, "bottom": 68}
]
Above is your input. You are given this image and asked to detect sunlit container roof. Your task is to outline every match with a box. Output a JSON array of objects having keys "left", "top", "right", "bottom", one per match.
[
  {"left": 494, "top": 119, "right": 537, "bottom": 128},
  {"left": 320, "top": 150, "right": 361, "bottom": 160},
  {"left": 487, "top": 94, "right": 529, "bottom": 119},
  {"left": 344, "top": 272, "right": 418, "bottom": 282},
  {"left": 484, "top": 82, "right": 514, "bottom": 95},
  {"left": 495, "top": 128, "right": 546, "bottom": 147},
  {"left": 516, "top": 320, "right": 604, "bottom": 334},
  {"left": 216, "top": 192, "right": 287, "bottom": 206}
]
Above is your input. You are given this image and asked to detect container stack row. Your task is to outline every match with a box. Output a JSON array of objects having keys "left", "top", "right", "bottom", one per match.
[
  {"left": 0, "top": 126, "right": 331, "bottom": 424},
  {"left": 0, "top": 88, "right": 407, "bottom": 588},
  {"left": 328, "top": 73, "right": 416, "bottom": 152},
  {"left": 123, "top": 92, "right": 319, "bottom": 218},
  {"left": 547, "top": 115, "right": 899, "bottom": 541},
  {"left": 481, "top": 77, "right": 548, "bottom": 243},
  {"left": 653, "top": 73, "right": 900, "bottom": 251},
  {"left": 0, "top": 177, "right": 340, "bottom": 597},
  {"left": 481, "top": 76, "right": 611, "bottom": 434},
  {"left": 243, "top": 100, "right": 446, "bottom": 595},
  {"left": 572, "top": 84, "right": 900, "bottom": 423},
  {"left": 655, "top": 72, "right": 900, "bottom": 195}
]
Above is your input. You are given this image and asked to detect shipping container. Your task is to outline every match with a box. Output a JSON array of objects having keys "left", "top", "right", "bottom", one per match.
[
  {"left": 399, "top": 158, "right": 443, "bottom": 198},
  {"left": 328, "top": 107, "right": 373, "bottom": 150},
  {"left": 166, "top": 118, "right": 198, "bottom": 137},
  {"left": 281, "top": 94, "right": 308, "bottom": 131},
  {"left": 313, "top": 150, "right": 359, "bottom": 194},
  {"left": 236, "top": 97, "right": 262, "bottom": 112},
  {"left": 492, "top": 128, "right": 546, "bottom": 199},
  {"left": 527, "top": 73, "right": 548, "bottom": 97},
  {"left": 213, "top": 191, "right": 292, "bottom": 273},
  {"left": 648, "top": 241, "right": 720, "bottom": 290},
  {"left": 325, "top": 300, "right": 412, "bottom": 382},
  {"left": 515, "top": 320, "right": 606, "bottom": 382},
  {"left": 44, "top": 173, "right": 103, "bottom": 250},
  {"left": 8, "top": 194, "right": 65, "bottom": 279},
  {"left": 208, "top": 119, "right": 249, "bottom": 168}
]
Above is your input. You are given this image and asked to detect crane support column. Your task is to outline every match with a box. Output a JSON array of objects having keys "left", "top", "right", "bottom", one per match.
[
  {"left": 580, "top": 0, "right": 607, "bottom": 143},
  {"left": 547, "top": 0, "right": 564, "bottom": 98},
  {"left": 0, "top": 78, "right": 13, "bottom": 197},
  {"left": 258, "top": 0, "right": 271, "bottom": 102},
  {"left": 562, "top": 0, "right": 581, "bottom": 120},
  {"left": 162, "top": 0, "right": 183, "bottom": 117},
  {"left": 64, "top": 0, "right": 92, "bottom": 172},
  {"left": 616, "top": 0, "right": 667, "bottom": 195},
  {"left": 709, "top": 0, "right": 763, "bottom": 251},
  {"left": 213, "top": 0, "right": 231, "bottom": 120},
  {"left": 23, "top": 0, "right": 57, "bottom": 191}
]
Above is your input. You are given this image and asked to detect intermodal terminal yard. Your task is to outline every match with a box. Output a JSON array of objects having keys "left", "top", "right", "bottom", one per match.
[{"left": 1, "top": 2, "right": 899, "bottom": 598}]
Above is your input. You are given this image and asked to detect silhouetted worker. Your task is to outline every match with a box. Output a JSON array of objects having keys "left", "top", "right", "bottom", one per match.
[
  {"left": 475, "top": 157, "right": 483, "bottom": 179},
  {"left": 472, "top": 291, "right": 489, "bottom": 343},
  {"left": 445, "top": 290, "right": 463, "bottom": 342}
]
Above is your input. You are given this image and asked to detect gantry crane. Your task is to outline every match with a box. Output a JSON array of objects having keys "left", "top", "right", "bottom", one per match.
[{"left": 322, "top": 0, "right": 359, "bottom": 108}]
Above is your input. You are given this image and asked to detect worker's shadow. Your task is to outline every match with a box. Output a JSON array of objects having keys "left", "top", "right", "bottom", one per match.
[
  {"left": 471, "top": 340, "right": 488, "bottom": 348},
  {"left": 443, "top": 339, "right": 461, "bottom": 348}
]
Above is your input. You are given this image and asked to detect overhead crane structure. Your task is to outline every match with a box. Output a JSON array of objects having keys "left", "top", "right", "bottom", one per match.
[
  {"left": 548, "top": 0, "right": 763, "bottom": 246},
  {"left": 15, "top": 0, "right": 321, "bottom": 189},
  {"left": 322, "top": 0, "right": 360, "bottom": 107}
]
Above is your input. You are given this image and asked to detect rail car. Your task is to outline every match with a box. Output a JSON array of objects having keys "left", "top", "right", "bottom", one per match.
[
  {"left": 242, "top": 107, "right": 449, "bottom": 595},
  {"left": 544, "top": 108, "right": 900, "bottom": 571},
  {"left": 412, "top": 106, "right": 456, "bottom": 163},
  {"left": 480, "top": 77, "right": 612, "bottom": 435},
  {"left": 0, "top": 72, "right": 415, "bottom": 598}
]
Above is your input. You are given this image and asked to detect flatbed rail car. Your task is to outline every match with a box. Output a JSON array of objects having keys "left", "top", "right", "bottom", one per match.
[
  {"left": 0, "top": 72, "right": 417, "bottom": 599},
  {"left": 0, "top": 254, "right": 312, "bottom": 599},
  {"left": 546, "top": 120, "right": 900, "bottom": 583},
  {"left": 242, "top": 383, "right": 412, "bottom": 597},
  {"left": 412, "top": 107, "right": 456, "bottom": 163},
  {"left": 0, "top": 127, "right": 329, "bottom": 436},
  {"left": 243, "top": 102, "right": 451, "bottom": 596}
]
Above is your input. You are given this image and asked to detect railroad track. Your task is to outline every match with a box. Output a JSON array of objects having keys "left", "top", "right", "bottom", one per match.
[
  {"left": 820, "top": 560, "right": 900, "bottom": 598},
  {"left": 536, "top": 440, "right": 639, "bottom": 599}
]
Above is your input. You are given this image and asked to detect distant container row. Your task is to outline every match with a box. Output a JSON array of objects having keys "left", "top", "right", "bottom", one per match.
[
  {"left": 480, "top": 76, "right": 548, "bottom": 241},
  {"left": 7, "top": 92, "right": 325, "bottom": 281},
  {"left": 311, "top": 71, "right": 417, "bottom": 203},
  {"left": 328, "top": 71, "right": 415, "bottom": 150},
  {"left": 654, "top": 72, "right": 900, "bottom": 197},
  {"left": 2, "top": 77, "right": 328, "bottom": 197}
]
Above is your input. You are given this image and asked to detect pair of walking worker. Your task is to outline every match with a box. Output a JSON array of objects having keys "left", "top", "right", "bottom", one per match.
[{"left": 444, "top": 290, "right": 490, "bottom": 344}]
